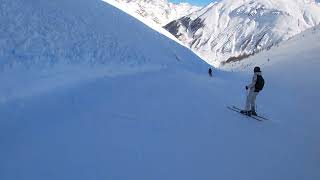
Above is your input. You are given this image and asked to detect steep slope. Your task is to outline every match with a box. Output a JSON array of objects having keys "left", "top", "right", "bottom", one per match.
[
  {"left": 1, "top": 0, "right": 320, "bottom": 180},
  {"left": 105, "top": 0, "right": 201, "bottom": 26},
  {"left": 0, "top": 0, "right": 206, "bottom": 100},
  {"left": 165, "top": 0, "right": 320, "bottom": 67}
]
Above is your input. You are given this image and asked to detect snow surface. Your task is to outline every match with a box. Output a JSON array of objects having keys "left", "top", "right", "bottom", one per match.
[
  {"left": 165, "top": 0, "right": 320, "bottom": 68},
  {"left": 1, "top": 0, "right": 320, "bottom": 180},
  {"left": 0, "top": 0, "right": 205, "bottom": 100}
]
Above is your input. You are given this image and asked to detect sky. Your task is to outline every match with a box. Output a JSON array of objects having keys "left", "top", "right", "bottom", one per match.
[
  {"left": 171, "top": 0, "right": 320, "bottom": 7},
  {"left": 170, "top": 0, "right": 214, "bottom": 6}
]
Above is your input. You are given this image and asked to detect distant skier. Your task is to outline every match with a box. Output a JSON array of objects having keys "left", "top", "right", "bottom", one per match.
[
  {"left": 208, "top": 68, "right": 213, "bottom": 77},
  {"left": 240, "top": 66, "right": 265, "bottom": 116}
]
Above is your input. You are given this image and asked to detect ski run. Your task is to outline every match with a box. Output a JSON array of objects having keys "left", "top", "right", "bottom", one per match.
[{"left": 0, "top": 0, "right": 320, "bottom": 180}]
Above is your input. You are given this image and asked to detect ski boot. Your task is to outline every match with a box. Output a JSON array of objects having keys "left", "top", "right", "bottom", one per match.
[
  {"left": 240, "top": 110, "right": 252, "bottom": 116},
  {"left": 251, "top": 107, "right": 257, "bottom": 116},
  {"left": 251, "top": 111, "right": 257, "bottom": 116}
]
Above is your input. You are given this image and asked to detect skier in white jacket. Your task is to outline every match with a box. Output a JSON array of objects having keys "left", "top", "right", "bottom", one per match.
[{"left": 241, "top": 66, "right": 264, "bottom": 116}]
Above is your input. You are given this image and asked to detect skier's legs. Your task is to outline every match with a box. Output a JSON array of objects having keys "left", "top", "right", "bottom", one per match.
[
  {"left": 245, "top": 91, "right": 254, "bottom": 111},
  {"left": 250, "top": 92, "right": 259, "bottom": 111}
]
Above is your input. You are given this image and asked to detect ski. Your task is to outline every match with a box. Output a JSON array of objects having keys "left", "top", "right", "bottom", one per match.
[
  {"left": 231, "top": 106, "right": 269, "bottom": 120},
  {"left": 227, "top": 106, "right": 263, "bottom": 122}
]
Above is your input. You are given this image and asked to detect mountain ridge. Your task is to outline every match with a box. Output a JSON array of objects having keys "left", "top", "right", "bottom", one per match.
[{"left": 164, "top": 0, "right": 320, "bottom": 68}]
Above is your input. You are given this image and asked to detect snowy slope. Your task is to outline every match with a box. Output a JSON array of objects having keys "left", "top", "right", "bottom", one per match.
[
  {"left": 0, "top": 0, "right": 207, "bottom": 100},
  {"left": 224, "top": 24, "right": 320, "bottom": 71},
  {"left": 1, "top": 0, "right": 320, "bottom": 180},
  {"left": 165, "top": 0, "right": 320, "bottom": 68},
  {"left": 0, "top": 0, "right": 204, "bottom": 69},
  {"left": 105, "top": 0, "right": 201, "bottom": 26}
]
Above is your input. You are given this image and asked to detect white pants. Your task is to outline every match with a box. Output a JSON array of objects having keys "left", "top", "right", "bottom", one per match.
[{"left": 245, "top": 90, "right": 259, "bottom": 111}]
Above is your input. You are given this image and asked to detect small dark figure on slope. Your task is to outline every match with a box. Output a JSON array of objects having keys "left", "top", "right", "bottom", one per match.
[{"left": 208, "top": 68, "right": 213, "bottom": 77}]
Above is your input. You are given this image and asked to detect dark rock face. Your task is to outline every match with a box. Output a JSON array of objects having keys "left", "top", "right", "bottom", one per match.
[
  {"left": 164, "top": 20, "right": 181, "bottom": 38},
  {"left": 190, "top": 18, "right": 204, "bottom": 33},
  {"left": 164, "top": 16, "right": 204, "bottom": 41}
]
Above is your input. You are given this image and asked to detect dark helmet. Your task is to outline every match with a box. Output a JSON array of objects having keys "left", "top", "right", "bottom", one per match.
[{"left": 254, "top": 66, "right": 261, "bottom": 73}]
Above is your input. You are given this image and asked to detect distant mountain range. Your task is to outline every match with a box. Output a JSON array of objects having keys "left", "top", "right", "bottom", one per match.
[
  {"left": 164, "top": 0, "right": 320, "bottom": 67},
  {"left": 104, "top": 0, "right": 320, "bottom": 69}
]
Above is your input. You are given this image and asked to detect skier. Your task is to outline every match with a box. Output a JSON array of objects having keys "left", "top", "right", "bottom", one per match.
[
  {"left": 240, "top": 66, "right": 264, "bottom": 116},
  {"left": 208, "top": 68, "right": 213, "bottom": 77}
]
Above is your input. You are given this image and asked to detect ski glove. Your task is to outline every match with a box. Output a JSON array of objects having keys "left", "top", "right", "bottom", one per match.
[{"left": 246, "top": 86, "right": 248, "bottom": 90}]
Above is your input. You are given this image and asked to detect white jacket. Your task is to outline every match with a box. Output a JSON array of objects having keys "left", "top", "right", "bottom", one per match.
[{"left": 248, "top": 72, "right": 262, "bottom": 91}]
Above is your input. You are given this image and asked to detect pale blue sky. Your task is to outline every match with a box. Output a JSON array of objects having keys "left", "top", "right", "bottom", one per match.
[
  {"left": 170, "top": 0, "right": 213, "bottom": 6},
  {"left": 170, "top": 0, "right": 320, "bottom": 7}
]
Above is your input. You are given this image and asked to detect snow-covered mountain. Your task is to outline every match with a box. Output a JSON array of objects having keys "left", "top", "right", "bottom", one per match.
[
  {"left": 105, "top": 0, "right": 201, "bottom": 26},
  {"left": 165, "top": 0, "right": 320, "bottom": 67}
]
